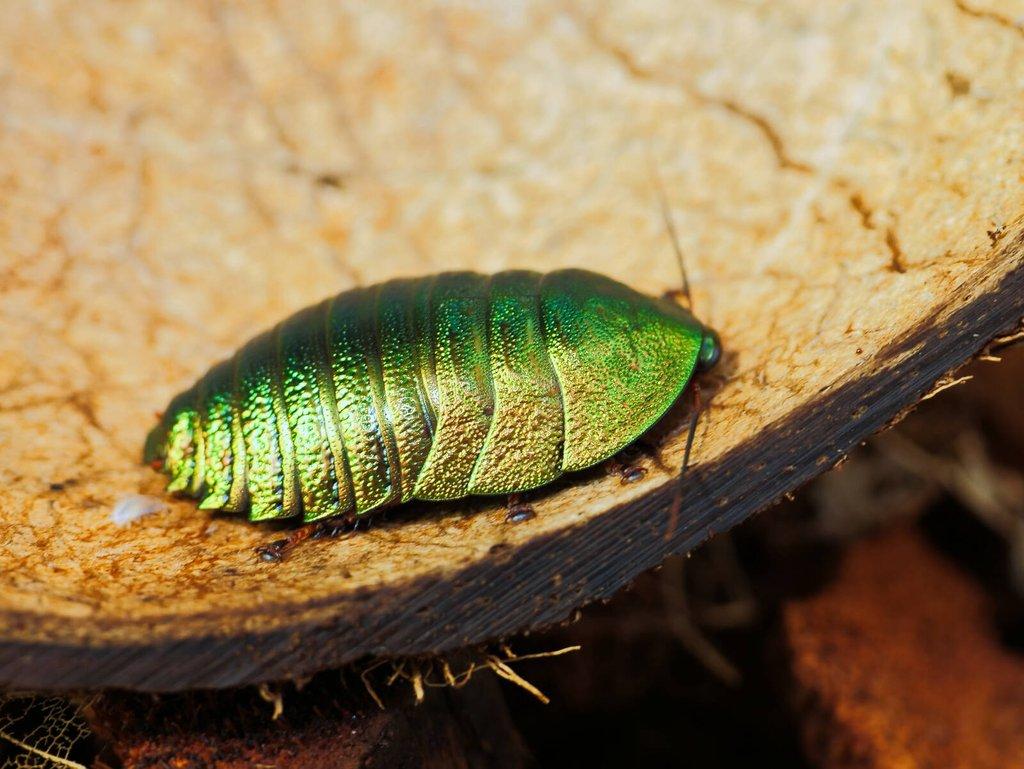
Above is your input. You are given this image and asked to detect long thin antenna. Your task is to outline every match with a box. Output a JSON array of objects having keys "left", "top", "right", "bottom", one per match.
[
  {"left": 647, "top": 153, "right": 715, "bottom": 544},
  {"left": 648, "top": 158, "right": 692, "bottom": 307},
  {"left": 681, "top": 382, "right": 702, "bottom": 475},
  {"left": 664, "top": 382, "right": 703, "bottom": 543}
]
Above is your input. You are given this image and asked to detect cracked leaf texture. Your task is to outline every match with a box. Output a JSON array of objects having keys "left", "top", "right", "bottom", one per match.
[{"left": 0, "top": 695, "right": 89, "bottom": 769}]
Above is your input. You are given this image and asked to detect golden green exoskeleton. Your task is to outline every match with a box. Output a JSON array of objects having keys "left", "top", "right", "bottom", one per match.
[{"left": 145, "top": 270, "right": 721, "bottom": 522}]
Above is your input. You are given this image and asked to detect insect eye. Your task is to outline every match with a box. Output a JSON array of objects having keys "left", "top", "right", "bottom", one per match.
[{"left": 697, "top": 330, "right": 721, "bottom": 371}]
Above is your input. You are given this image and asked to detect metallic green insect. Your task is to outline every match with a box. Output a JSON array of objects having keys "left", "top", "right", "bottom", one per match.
[{"left": 144, "top": 270, "right": 721, "bottom": 533}]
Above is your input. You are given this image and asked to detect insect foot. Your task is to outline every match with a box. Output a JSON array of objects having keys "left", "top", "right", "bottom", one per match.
[
  {"left": 256, "top": 539, "right": 289, "bottom": 563},
  {"left": 662, "top": 288, "right": 688, "bottom": 304},
  {"left": 505, "top": 494, "right": 536, "bottom": 523},
  {"left": 604, "top": 451, "right": 649, "bottom": 485},
  {"left": 619, "top": 465, "right": 648, "bottom": 484}
]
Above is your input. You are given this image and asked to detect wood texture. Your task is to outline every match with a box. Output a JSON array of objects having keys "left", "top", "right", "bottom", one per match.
[{"left": 1, "top": 0, "right": 1023, "bottom": 690}]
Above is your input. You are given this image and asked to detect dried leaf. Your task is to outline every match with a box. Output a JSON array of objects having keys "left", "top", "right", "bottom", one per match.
[{"left": 0, "top": 695, "right": 90, "bottom": 769}]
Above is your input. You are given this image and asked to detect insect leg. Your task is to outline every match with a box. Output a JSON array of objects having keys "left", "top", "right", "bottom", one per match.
[
  {"left": 604, "top": 449, "right": 649, "bottom": 485},
  {"left": 255, "top": 515, "right": 354, "bottom": 562},
  {"left": 661, "top": 288, "right": 689, "bottom": 304},
  {"left": 505, "top": 494, "right": 536, "bottom": 523}
]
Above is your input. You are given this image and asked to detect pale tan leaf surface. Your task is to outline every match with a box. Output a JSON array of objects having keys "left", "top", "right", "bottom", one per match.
[{"left": 0, "top": 0, "right": 1022, "bottom": 689}]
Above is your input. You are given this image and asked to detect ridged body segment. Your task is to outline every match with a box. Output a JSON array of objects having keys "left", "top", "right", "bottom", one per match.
[
  {"left": 225, "top": 359, "right": 249, "bottom": 513},
  {"left": 278, "top": 305, "right": 339, "bottom": 522},
  {"left": 468, "top": 271, "right": 563, "bottom": 495},
  {"left": 162, "top": 393, "right": 197, "bottom": 493},
  {"left": 540, "top": 270, "right": 703, "bottom": 471},
  {"left": 236, "top": 331, "right": 286, "bottom": 520},
  {"left": 197, "top": 360, "right": 234, "bottom": 510},
  {"left": 146, "top": 270, "right": 709, "bottom": 521},
  {"left": 187, "top": 379, "right": 208, "bottom": 498},
  {"left": 411, "top": 273, "right": 494, "bottom": 501},
  {"left": 374, "top": 279, "right": 436, "bottom": 502},
  {"left": 325, "top": 288, "right": 397, "bottom": 513}
]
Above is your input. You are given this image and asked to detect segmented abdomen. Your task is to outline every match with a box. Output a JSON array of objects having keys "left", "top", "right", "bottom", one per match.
[{"left": 146, "top": 270, "right": 705, "bottom": 521}]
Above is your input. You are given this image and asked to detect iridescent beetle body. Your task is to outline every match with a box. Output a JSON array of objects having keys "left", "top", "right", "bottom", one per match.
[{"left": 145, "top": 270, "right": 721, "bottom": 523}]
